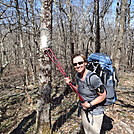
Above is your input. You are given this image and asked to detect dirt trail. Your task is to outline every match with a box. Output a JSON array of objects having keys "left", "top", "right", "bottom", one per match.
[{"left": 0, "top": 71, "right": 133, "bottom": 134}]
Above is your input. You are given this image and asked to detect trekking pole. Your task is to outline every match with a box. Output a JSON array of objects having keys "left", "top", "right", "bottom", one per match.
[{"left": 44, "top": 48, "right": 85, "bottom": 102}]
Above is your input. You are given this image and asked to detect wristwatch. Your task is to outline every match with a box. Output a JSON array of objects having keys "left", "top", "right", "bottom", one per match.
[{"left": 89, "top": 102, "right": 93, "bottom": 108}]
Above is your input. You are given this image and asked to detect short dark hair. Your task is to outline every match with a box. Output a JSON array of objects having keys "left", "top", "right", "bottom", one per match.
[{"left": 71, "top": 52, "right": 88, "bottom": 64}]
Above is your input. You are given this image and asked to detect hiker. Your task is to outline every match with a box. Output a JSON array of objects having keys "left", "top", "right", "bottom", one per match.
[{"left": 64, "top": 53, "right": 106, "bottom": 134}]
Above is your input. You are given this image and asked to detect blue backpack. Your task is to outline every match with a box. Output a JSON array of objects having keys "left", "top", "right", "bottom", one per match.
[{"left": 87, "top": 53, "right": 119, "bottom": 106}]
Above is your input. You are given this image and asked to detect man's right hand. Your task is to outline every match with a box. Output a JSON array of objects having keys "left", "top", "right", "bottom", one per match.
[{"left": 64, "top": 77, "right": 71, "bottom": 84}]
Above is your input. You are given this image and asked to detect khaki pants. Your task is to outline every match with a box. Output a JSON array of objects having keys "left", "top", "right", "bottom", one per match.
[{"left": 81, "top": 109, "right": 104, "bottom": 134}]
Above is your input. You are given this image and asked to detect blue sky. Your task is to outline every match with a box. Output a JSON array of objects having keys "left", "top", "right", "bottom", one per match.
[
  {"left": 72, "top": 0, "right": 134, "bottom": 27},
  {"left": 111, "top": 0, "right": 134, "bottom": 27}
]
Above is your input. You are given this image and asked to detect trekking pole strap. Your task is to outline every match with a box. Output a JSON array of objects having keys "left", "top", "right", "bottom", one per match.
[
  {"left": 44, "top": 48, "right": 85, "bottom": 102},
  {"left": 45, "top": 48, "right": 67, "bottom": 76}
]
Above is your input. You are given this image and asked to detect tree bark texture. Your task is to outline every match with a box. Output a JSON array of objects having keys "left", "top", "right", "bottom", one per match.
[
  {"left": 94, "top": 0, "right": 100, "bottom": 53},
  {"left": 113, "top": 0, "right": 128, "bottom": 71},
  {"left": 35, "top": 0, "right": 52, "bottom": 134}
]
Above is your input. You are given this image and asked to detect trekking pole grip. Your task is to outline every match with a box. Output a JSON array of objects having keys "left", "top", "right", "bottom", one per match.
[{"left": 68, "top": 82, "right": 85, "bottom": 102}]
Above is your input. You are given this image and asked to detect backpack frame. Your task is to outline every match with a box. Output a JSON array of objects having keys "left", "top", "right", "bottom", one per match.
[{"left": 87, "top": 53, "right": 119, "bottom": 106}]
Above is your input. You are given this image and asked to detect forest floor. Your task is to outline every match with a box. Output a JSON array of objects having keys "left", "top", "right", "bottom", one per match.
[{"left": 0, "top": 71, "right": 134, "bottom": 134}]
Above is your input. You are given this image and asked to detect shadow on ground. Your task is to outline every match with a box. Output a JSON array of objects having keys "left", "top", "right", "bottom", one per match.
[
  {"left": 9, "top": 110, "right": 36, "bottom": 134},
  {"left": 51, "top": 104, "right": 78, "bottom": 132},
  {"left": 51, "top": 85, "right": 72, "bottom": 110},
  {"left": 100, "top": 114, "right": 114, "bottom": 134},
  {"left": 116, "top": 99, "right": 134, "bottom": 108}
]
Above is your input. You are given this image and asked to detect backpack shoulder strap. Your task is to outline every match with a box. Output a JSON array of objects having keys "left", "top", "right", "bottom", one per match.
[{"left": 86, "top": 72, "right": 98, "bottom": 87}]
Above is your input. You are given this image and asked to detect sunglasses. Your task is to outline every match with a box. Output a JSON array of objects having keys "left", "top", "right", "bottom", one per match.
[{"left": 73, "top": 61, "right": 84, "bottom": 66}]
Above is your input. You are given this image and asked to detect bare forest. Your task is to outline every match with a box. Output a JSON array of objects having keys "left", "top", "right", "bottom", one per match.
[{"left": 0, "top": 0, "right": 134, "bottom": 134}]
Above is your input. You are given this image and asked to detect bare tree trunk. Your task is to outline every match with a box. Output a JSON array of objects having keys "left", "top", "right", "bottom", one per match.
[
  {"left": 0, "top": 36, "right": 8, "bottom": 69},
  {"left": 126, "top": 0, "right": 133, "bottom": 69},
  {"left": 65, "top": 0, "right": 74, "bottom": 56},
  {"left": 69, "top": 6, "right": 74, "bottom": 55},
  {"left": 58, "top": 0, "right": 68, "bottom": 75},
  {"left": 35, "top": 0, "right": 52, "bottom": 134},
  {"left": 114, "top": 0, "right": 127, "bottom": 71},
  {"left": 27, "top": 0, "right": 37, "bottom": 84},
  {"left": 0, "top": 41, "right": 5, "bottom": 68},
  {"left": 94, "top": 0, "right": 100, "bottom": 53},
  {"left": 15, "top": 0, "right": 29, "bottom": 85}
]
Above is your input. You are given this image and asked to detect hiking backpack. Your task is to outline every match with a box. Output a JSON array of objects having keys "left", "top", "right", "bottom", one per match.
[{"left": 87, "top": 53, "right": 119, "bottom": 106}]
